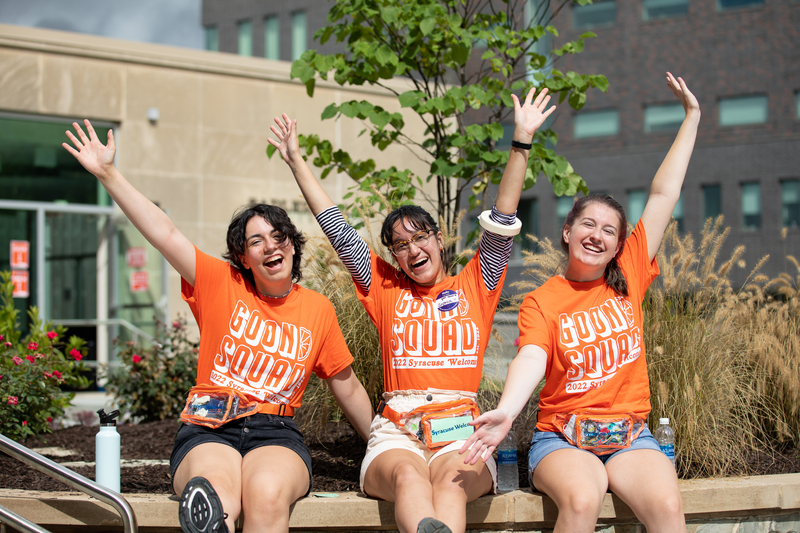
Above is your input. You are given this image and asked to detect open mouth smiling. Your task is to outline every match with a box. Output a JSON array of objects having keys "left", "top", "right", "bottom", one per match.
[
  {"left": 411, "top": 257, "right": 429, "bottom": 269},
  {"left": 264, "top": 255, "right": 284, "bottom": 269},
  {"left": 582, "top": 243, "right": 603, "bottom": 254}
]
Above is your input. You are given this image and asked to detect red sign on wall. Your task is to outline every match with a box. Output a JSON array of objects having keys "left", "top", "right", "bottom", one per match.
[
  {"left": 10, "top": 241, "right": 29, "bottom": 269},
  {"left": 126, "top": 247, "right": 147, "bottom": 268},
  {"left": 11, "top": 270, "right": 29, "bottom": 298},
  {"left": 130, "top": 271, "right": 149, "bottom": 293}
]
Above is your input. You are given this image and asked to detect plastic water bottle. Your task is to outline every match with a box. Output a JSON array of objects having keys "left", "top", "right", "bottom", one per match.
[
  {"left": 654, "top": 417, "right": 676, "bottom": 468},
  {"left": 496, "top": 431, "right": 519, "bottom": 492},
  {"left": 96, "top": 409, "right": 121, "bottom": 492}
]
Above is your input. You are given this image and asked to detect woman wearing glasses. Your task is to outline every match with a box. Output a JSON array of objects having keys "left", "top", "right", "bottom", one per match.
[{"left": 269, "top": 88, "right": 555, "bottom": 533}]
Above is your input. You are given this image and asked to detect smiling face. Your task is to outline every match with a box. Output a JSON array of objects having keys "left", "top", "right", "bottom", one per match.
[
  {"left": 240, "top": 216, "right": 295, "bottom": 296},
  {"left": 391, "top": 217, "right": 447, "bottom": 287},
  {"left": 562, "top": 202, "right": 624, "bottom": 282}
]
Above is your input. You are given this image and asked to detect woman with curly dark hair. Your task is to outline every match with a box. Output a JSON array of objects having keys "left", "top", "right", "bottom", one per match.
[{"left": 63, "top": 120, "right": 372, "bottom": 533}]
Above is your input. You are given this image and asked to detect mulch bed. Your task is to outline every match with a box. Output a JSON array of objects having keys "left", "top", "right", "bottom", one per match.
[{"left": 0, "top": 419, "right": 798, "bottom": 494}]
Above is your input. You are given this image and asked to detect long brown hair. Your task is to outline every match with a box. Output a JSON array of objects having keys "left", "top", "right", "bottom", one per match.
[{"left": 560, "top": 193, "right": 629, "bottom": 297}]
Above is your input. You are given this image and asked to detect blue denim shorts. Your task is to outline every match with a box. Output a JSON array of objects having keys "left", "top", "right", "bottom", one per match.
[
  {"left": 527, "top": 425, "right": 661, "bottom": 489},
  {"left": 170, "top": 413, "right": 313, "bottom": 495}
]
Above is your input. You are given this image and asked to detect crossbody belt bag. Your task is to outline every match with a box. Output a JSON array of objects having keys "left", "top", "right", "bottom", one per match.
[
  {"left": 180, "top": 385, "right": 292, "bottom": 428},
  {"left": 377, "top": 398, "right": 480, "bottom": 450},
  {"left": 552, "top": 409, "right": 645, "bottom": 456}
]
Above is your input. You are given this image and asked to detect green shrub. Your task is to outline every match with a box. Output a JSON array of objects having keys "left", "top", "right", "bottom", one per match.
[
  {"left": 103, "top": 315, "right": 198, "bottom": 422},
  {"left": 0, "top": 271, "right": 89, "bottom": 441}
]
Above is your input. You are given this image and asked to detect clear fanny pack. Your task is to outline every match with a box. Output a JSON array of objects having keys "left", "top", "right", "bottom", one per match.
[
  {"left": 180, "top": 385, "right": 260, "bottom": 429},
  {"left": 379, "top": 398, "right": 480, "bottom": 450},
  {"left": 552, "top": 409, "right": 645, "bottom": 456}
]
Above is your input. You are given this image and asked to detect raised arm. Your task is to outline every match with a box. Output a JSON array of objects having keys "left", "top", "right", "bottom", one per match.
[
  {"left": 63, "top": 120, "right": 196, "bottom": 284},
  {"left": 495, "top": 88, "right": 556, "bottom": 214},
  {"left": 268, "top": 114, "right": 334, "bottom": 216},
  {"left": 459, "top": 344, "right": 547, "bottom": 464},
  {"left": 639, "top": 72, "right": 701, "bottom": 261}
]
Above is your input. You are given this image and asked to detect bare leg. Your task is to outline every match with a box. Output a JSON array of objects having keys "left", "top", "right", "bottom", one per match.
[
  {"left": 240, "top": 446, "right": 310, "bottom": 533},
  {"left": 532, "top": 448, "right": 608, "bottom": 533},
  {"left": 174, "top": 443, "right": 242, "bottom": 532},
  {"left": 605, "top": 449, "right": 685, "bottom": 533},
  {"left": 363, "top": 449, "right": 435, "bottom": 533},
  {"left": 428, "top": 450, "right": 492, "bottom": 533}
]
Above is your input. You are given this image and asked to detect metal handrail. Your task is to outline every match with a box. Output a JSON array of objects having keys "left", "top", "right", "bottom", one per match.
[
  {"left": 0, "top": 505, "right": 51, "bottom": 533},
  {"left": 0, "top": 433, "right": 138, "bottom": 533}
]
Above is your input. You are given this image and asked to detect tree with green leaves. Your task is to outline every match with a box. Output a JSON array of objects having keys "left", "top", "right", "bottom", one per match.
[{"left": 273, "top": 0, "right": 607, "bottom": 246}]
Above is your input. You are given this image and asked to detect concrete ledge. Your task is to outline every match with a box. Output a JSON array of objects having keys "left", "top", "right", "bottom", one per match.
[{"left": 0, "top": 474, "right": 798, "bottom": 531}]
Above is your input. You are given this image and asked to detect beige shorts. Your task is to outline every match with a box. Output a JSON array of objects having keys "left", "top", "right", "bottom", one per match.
[{"left": 359, "top": 389, "right": 497, "bottom": 494}]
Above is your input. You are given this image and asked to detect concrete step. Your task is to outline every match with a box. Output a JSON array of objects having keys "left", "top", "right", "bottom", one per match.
[{"left": 0, "top": 473, "right": 798, "bottom": 532}]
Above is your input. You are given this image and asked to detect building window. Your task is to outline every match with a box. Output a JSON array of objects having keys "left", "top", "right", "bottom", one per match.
[
  {"left": 628, "top": 189, "right": 647, "bottom": 225},
  {"left": 573, "top": 0, "right": 616, "bottom": 28},
  {"left": 574, "top": 110, "right": 619, "bottom": 139},
  {"left": 703, "top": 184, "right": 722, "bottom": 221},
  {"left": 204, "top": 26, "right": 219, "bottom": 52},
  {"left": 556, "top": 196, "right": 574, "bottom": 231},
  {"left": 719, "top": 95, "right": 768, "bottom": 127},
  {"left": 644, "top": 103, "right": 685, "bottom": 132},
  {"left": 672, "top": 194, "right": 684, "bottom": 232},
  {"left": 264, "top": 16, "right": 280, "bottom": 60},
  {"left": 741, "top": 182, "right": 761, "bottom": 231},
  {"left": 643, "top": 0, "right": 688, "bottom": 19},
  {"left": 796, "top": 91, "right": 800, "bottom": 119},
  {"left": 291, "top": 11, "right": 307, "bottom": 61},
  {"left": 717, "top": 0, "right": 763, "bottom": 9},
  {"left": 517, "top": 198, "right": 539, "bottom": 255},
  {"left": 782, "top": 180, "right": 800, "bottom": 228},
  {"left": 238, "top": 20, "right": 253, "bottom": 57}
]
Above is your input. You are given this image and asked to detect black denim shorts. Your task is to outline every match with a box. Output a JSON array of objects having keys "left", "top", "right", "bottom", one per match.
[{"left": 170, "top": 413, "right": 312, "bottom": 495}]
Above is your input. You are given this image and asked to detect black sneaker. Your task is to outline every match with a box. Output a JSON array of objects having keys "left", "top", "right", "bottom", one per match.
[
  {"left": 179, "top": 476, "right": 229, "bottom": 533},
  {"left": 417, "top": 517, "right": 452, "bottom": 533}
]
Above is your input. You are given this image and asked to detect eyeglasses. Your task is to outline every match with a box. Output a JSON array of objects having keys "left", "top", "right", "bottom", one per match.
[{"left": 388, "top": 230, "right": 435, "bottom": 256}]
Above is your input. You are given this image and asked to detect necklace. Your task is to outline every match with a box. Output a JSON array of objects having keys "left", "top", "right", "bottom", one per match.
[{"left": 259, "top": 285, "right": 293, "bottom": 299}]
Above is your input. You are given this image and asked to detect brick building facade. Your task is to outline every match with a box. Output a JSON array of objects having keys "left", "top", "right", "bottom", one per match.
[{"left": 202, "top": 0, "right": 800, "bottom": 290}]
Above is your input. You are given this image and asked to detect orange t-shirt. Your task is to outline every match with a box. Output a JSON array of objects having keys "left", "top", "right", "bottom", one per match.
[
  {"left": 518, "top": 221, "right": 659, "bottom": 432},
  {"left": 181, "top": 247, "right": 353, "bottom": 412},
  {"left": 357, "top": 250, "right": 506, "bottom": 393}
]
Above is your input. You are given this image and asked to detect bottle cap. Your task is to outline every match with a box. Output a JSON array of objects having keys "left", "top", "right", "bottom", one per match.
[
  {"left": 659, "top": 417, "right": 669, "bottom": 425},
  {"left": 97, "top": 409, "right": 120, "bottom": 426}
]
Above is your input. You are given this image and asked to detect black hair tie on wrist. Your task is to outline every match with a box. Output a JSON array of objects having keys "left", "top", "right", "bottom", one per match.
[{"left": 511, "top": 140, "right": 532, "bottom": 150}]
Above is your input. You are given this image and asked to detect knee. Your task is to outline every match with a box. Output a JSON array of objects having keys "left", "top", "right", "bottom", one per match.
[
  {"left": 241, "top": 487, "right": 293, "bottom": 524},
  {"left": 558, "top": 488, "right": 605, "bottom": 521},
  {"left": 652, "top": 490, "right": 684, "bottom": 522},
  {"left": 391, "top": 462, "right": 429, "bottom": 491}
]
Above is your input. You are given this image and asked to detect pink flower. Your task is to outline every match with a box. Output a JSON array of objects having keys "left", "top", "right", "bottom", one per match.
[
  {"left": 12, "top": 356, "right": 22, "bottom": 366},
  {"left": 52, "top": 370, "right": 62, "bottom": 380},
  {"left": 26, "top": 355, "right": 35, "bottom": 364},
  {"left": 172, "top": 321, "right": 181, "bottom": 329},
  {"left": 0, "top": 335, "right": 4, "bottom": 341},
  {"left": 7, "top": 396, "right": 18, "bottom": 406},
  {"left": 27, "top": 342, "right": 38, "bottom": 351},
  {"left": 44, "top": 372, "right": 52, "bottom": 378},
  {"left": 3, "top": 342, "right": 11, "bottom": 348},
  {"left": 46, "top": 416, "right": 53, "bottom": 423},
  {"left": 69, "top": 349, "right": 83, "bottom": 361},
  {"left": 132, "top": 354, "right": 142, "bottom": 364},
  {"left": 46, "top": 331, "right": 57, "bottom": 340},
  {"left": 22, "top": 421, "right": 27, "bottom": 426}
]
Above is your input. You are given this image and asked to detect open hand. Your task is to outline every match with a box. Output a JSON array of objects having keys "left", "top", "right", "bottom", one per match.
[
  {"left": 458, "top": 409, "right": 513, "bottom": 465},
  {"left": 268, "top": 113, "right": 302, "bottom": 165},
  {"left": 666, "top": 72, "right": 699, "bottom": 116},
  {"left": 62, "top": 120, "right": 116, "bottom": 178},
  {"left": 513, "top": 88, "right": 556, "bottom": 143}
]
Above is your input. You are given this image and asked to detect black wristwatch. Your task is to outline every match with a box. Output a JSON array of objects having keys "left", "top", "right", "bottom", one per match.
[{"left": 511, "top": 140, "right": 532, "bottom": 150}]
